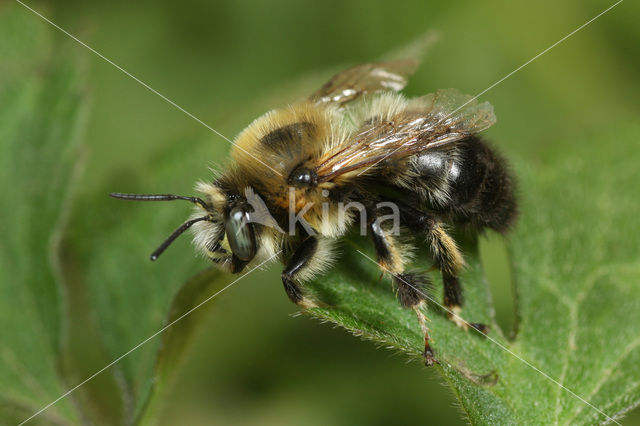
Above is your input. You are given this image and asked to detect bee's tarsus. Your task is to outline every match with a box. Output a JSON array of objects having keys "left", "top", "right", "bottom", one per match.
[{"left": 411, "top": 304, "right": 437, "bottom": 367}]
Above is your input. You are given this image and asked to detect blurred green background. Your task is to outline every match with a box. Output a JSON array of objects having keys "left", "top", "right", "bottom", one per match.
[{"left": 2, "top": 0, "right": 639, "bottom": 424}]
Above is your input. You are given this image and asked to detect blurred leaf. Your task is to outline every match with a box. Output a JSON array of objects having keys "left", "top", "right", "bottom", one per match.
[
  {"left": 62, "top": 130, "right": 233, "bottom": 423},
  {"left": 136, "top": 267, "right": 232, "bottom": 425},
  {"left": 0, "top": 6, "right": 223, "bottom": 425},
  {"left": 7, "top": 1, "right": 638, "bottom": 424},
  {"left": 0, "top": 5, "right": 86, "bottom": 425},
  {"left": 305, "top": 124, "right": 640, "bottom": 424}
]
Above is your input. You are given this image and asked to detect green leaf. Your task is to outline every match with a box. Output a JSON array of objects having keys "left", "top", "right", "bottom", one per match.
[
  {"left": 0, "top": 6, "right": 87, "bottom": 424},
  {"left": 61, "top": 130, "right": 234, "bottom": 423},
  {"left": 135, "top": 267, "right": 232, "bottom": 425},
  {"left": 304, "top": 123, "right": 640, "bottom": 425},
  {"left": 7, "top": 3, "right": 637, "bottom": 422}
]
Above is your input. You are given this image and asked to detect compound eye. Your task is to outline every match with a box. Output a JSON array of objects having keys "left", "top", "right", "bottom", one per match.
[{"left": 225, "top": 206, "right": 256, "bottom": 261}]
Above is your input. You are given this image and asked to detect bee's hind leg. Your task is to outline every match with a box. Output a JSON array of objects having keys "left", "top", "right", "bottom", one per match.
[
  {"left": 428, "top": 222, "right": 489, "bottom": 334},
  {"left": 368, "top": 219, "right": 437, "bottom": 366}
]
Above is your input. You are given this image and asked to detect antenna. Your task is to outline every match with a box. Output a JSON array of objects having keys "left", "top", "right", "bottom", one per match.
[
  {"left": 150, "top": 216, "right": 212, "bottom": 261},
  {"left": 110, "top": 192, "right": 214, "bottom": 260},
  {"left": 110, "top": 192, "right": 208, "bottom": 210}
]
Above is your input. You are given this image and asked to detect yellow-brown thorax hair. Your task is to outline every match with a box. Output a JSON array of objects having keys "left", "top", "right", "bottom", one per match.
[{"left": 218, "top": 101, "right": 353, "bottom": 235}]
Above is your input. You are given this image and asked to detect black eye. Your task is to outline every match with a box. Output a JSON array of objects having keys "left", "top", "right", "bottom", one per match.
[{"left": 225, "top": 206, "right": 256, "bottom": 261}]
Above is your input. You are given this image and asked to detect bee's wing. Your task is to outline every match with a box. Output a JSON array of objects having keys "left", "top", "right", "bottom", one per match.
[
  {"left": 310, "top": 32, "right": 438, "bottom": 106},
  {"left": 310, "top": 60, "right": 419, "bottom": 105},
  {"left": 316, "top": 89, "right": 496, "bottom": 182}
]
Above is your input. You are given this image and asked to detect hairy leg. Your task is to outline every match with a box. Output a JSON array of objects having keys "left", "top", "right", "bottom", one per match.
[
  {"left": 392, "top": 200, "right": 488, "bottom": 332},
  {"left": 369, "top": 218, "right": 437, "bottom": 365},
  {"left": 281, "top": 236, "right": 334, "bottom": 309}
]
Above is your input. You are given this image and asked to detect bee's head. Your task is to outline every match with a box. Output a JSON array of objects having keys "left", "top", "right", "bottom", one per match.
[
  {"left": 110, "top": 182, "right": 259, "bottom": 273},
  {"left": 190, "top": 181, "right": 261, "bottom": 274}
]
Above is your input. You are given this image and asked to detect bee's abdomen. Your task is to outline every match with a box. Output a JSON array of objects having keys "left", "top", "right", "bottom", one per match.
[{"left": 446, "top": 137, "right": 517, "bottom": 233}]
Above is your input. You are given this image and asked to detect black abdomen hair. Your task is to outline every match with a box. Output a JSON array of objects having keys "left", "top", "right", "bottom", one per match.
[{"left": 446, "top": 137, "right": 517, "bottom": 233}]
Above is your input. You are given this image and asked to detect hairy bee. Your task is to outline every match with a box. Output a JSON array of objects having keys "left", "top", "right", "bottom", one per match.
[{"left": 111, "top": 45, "right": 516, "bottom": 365}]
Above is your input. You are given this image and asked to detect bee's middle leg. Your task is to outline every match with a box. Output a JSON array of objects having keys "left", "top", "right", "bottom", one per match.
[
  {"left": 369, "top": 220, "right": 437, "bottom": 366},
  {"left": 395, "top": 202, "right": 487, "bottom": 333}
]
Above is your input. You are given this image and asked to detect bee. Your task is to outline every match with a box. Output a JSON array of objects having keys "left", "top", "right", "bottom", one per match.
[{"left": 111, "top": 44, "right": 517, "bottom": 365}]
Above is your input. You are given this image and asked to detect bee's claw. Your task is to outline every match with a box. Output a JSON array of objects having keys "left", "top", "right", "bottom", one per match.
[
  {"left": 470, "top": 322, "right": 489, "bottom": 335},
  {"left": 447, "top": 306, "right": 488, "bottom": 336},
  {"left": 423, "top": 343, "right": 438, "bottom": 366}
]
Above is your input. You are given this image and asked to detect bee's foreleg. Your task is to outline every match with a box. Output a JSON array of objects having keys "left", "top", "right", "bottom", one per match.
[
  {"left": 368, "top": 219, "right": 437, "bottom": 366},
  {"left": 281, "top": 236, "right": 321, "bottom": 309}
]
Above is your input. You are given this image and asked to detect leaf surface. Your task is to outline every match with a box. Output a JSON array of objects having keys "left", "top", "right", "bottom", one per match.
[
  {"left": 0, "top": 7, "right": 87, "bottom": 424},
  {"left": 304, "top": 124, "right": 640, "bottom": 425}
]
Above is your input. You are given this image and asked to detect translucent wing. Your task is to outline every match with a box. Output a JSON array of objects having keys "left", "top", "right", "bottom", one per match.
[
  {"left": 315, "top": 89, "right": 496, "bottom": 182},
  {"left": 310, "top": 60, "right": 419, "bottom": 105},
  {"left": 310, "top": 31, "right": 439, "bottom": 105}
]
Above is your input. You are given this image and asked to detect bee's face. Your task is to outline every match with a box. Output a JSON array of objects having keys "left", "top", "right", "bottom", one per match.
[{"left": 192, "top": 182, "right": 258, "bottom": 273}]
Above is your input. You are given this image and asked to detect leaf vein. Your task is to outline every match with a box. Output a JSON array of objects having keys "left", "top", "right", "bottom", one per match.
[
  {"left": 567, "top": 334, "right": 640, "bottom": 424},
  {"left": 553, "top": 269, "right": 606, "bottom": 424}
]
